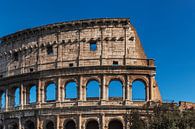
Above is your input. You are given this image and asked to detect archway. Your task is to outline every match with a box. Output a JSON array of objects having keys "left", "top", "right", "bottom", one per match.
[
  {"left": 14, "top": 87, "right": 20, "bottom": 107},
  {"left": 24, "top": 120, "right": 35, "bottom": 129},
  {"left": 65, "top": 81, "right": 77, "bottom": 99},
  {"left": 45, "top": 82, "right": 56, "bottom": 101},
  {"left": 8, "top": 122, "right": 19, "bottom": 129},
  {"left": 45, "top": 121, "right": 54, "bottom": 129},
  {"left": 29, "top": 85, "right": 37, "bottom": 103},
  {"left": 86, "top": 120, "right": 99, "bottom": 129},
  {"left": 108, "top": 79, "right": 123, "bottom": 99},
  {"left": 64, "top": 120, "right": 76, "bottom": 129},
  {"left": 132, "top": 80, "right": 146, "bottom": 101},
  {"left": 108, "top": 120, "right": 123, "bottom": 129},
  {"left": 86, "top": 80, "right": 100, "bottom": 100}
]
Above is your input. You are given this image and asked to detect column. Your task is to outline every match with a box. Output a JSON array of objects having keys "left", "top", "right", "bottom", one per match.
[
  {"left": 36, "top": 117, "right": 41, "bottom": 129},
  {"left": 125, "top": 82, "right": 130, "bottom": 100},
  {"left": 57, "top": 78, "right": 62, "bottom": 102},
  {"left": 79, "top": 76, "right": 83, "bottom": 101},
  {"left": 146, "top": 85, "right": 150, "bottom": 101},
  {"left": 23, "top": 86, "right": 27, "bottom": 105},
  {"left": 123, "top": 84, "right": 126, "bottom": 101},
  {"left": 149, "top": 74, "right": 155, "bottom": 100},
  {"left": 129, "top": 84, "right": 132, "bottom": 101},
  {"left": 78, "top": 114, "right": 82, "bottom": 129},
  {"left": 37, "top": 80, "right": 42, "bottom": 107},
  {"left": 101, "top": 114, "right": 105, "bottom": 129},
  {"left": 20, "top": 84, "right": 24, "bottom": 109},
  {"left": 101, "top": 75, "right": 106, "bottom": 101},
  {"left": 41, "top": 82, "right": 45, "bottom": 103},
  {"left": 56, "top": 115, "right": 60, "bottom": 129},
  {"left": 18, "top": 117, "right": 22, "bottom": 129},
  {"left": 83, "top": 84, "right": 86, "bottom": 101}
]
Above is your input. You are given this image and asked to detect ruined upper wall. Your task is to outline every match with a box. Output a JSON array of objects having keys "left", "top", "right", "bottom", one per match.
[{"left": 0, "top": 18, "right": 153, "bottom": 78}]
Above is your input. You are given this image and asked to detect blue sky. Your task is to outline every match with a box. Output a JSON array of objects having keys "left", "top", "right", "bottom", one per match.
[{"left": 0, "top": 0, "right": 195, "bottom": 102}]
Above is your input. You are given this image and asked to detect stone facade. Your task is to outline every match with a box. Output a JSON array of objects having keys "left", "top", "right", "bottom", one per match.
[{"left": 0, "top": 18, "right": 161, "bottom": 129}]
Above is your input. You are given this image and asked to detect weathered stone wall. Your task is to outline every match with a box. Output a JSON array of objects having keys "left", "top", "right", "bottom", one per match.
[
  {"left": 0, "top": 18, "right": 148, "bottom": 78},
  {"left": 0, "top": 18, "right": 161, "bottom": 129}
]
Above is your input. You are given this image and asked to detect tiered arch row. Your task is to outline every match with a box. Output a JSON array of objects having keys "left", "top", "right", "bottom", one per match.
[
  {"left": 0, "top": 67, "right": 159, "bottom": 111},
  {"left": 1, "top": 107, "right": 149, "bottom": 129}
]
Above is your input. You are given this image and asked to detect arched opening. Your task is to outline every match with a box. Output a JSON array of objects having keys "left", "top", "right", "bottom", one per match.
[
  {"left": 8, "top": 122, "right": 18, "bottom": 129},
  {"left": 108, "top": 79, "right": 123, "bottom": 99},
  {"left": 0, "top": 125, "right": 2, "bottom": 129},
  {"left": 24, "top": 120, "right": 35, "bottom": 129},
  {"left": 14, "top": 87, "right": 20, "bottom": 107},
  {"left": 45, "top": 82, "right": 56, "bottom": 102},
  {"left": 65, "top": 81, "right": 77, "bottom": 99},
  {"left": 108, "top": 120, "right": 123, "bottom": 129},
  {"left": 29, "top": 85, "right": 37, "bottom": 103},
  {"left": 86, "top": 80, "right": 100, "bottom": 100},
  {"left": 132, "top": 80, "right": 146, "bottom": 101},
  {"left": 45, "top": 121, "right": 54, "bottom": 129},
  {"left": 86, "top": 120, "right": 99, "bottom": 129},
  {"left": 64, "top": 120, "right": 76, "bottom": 129},
  {"left": 0, "top": 91, "right": 5, "bottom": 109}
]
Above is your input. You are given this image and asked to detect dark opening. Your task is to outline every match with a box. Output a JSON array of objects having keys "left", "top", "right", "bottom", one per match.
[
  {"left": 108, "top": 120, "right": 123, "bottom": 129},
  {"left": 90, "top": 42, "right": 97, "bottom": 51},
  {"left": 30, "top": 68, "right": 34, "bottom": 72},
  {"left": 69, "top": 63, "right": 73, "bottom": 67},
  {"left": 46, "top": 121, "right": 54, "bottom": 129},
  {"left": 24, "top": 120, "right": 35, "bottom": 129},
  {"left": 113, "top": 61, "right": 118, "bottom": 66},
  {"left": 86, "top": 120, "right": 99, "bottom": 129},
  {"left": 9, "top": 123, "right": 19, "bottom": 129},
  {"left": 47, "top": 45, "right": 53, "bottom": 55},
  {"left": 13, "top": 52, "right": 19, "bottom": 61},
  {"left": 64, "top": 120, "right": 76, "bottom": 129},
  {"left": 0, "top": 75, "right": 3, "bottom": 78},
  {"left": 129, "top": 36, "right": 135, "bottom": 41}
]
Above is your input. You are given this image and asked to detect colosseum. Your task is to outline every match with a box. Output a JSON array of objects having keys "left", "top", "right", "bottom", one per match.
[{"left": 0, "top": 18, "right": 162, "bottom": 129}]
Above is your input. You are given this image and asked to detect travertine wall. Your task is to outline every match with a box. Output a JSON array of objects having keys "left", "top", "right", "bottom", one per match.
[
  {"left": 0, "top": 18, "right": 161, "bottom": 129},
  {"left": 0, "top": 18, "right": 148, "bottom": 78}
]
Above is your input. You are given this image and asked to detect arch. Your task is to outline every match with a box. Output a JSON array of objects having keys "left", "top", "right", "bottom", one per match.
[
  {"left": 86, "top": 120, "right": 99, "bottom": 129},
  {"left": 14, "top": 87, "right": 20, "bottom": 107},
  {"left": 45, "top": 82, "right": 56, "bottom": 101},
  {"left": 29, "top": 85, "right": 37, "bottom": 103},
  {"left": 65, "top": 81, "right": 77, "bottom": 99},
  {"left": 45, "top": 120, "right": 54, "bottom": 129},
  {"left": 8, "top": 122, "right": 19, "bottom": 129},
  {"left": 0, "top": 91, "right": 5, "bottom": 109},
  {"left": 64, "top": 120, "right": 76, "bottom": 129},
  {"left": 132, "top": 80, "right": 146, "bottom": 101},
  {"left": 86, "top": 80, "right": 100, "bottom": 99},
  {"left": 108, "top": 119, "right": 123, "bottom": 129},
  {"left": 24, "top": 120, "right": 35, "bottom": 129},
  {"left": 108, "top": 79, "right": 123, "bottom": 99}
]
